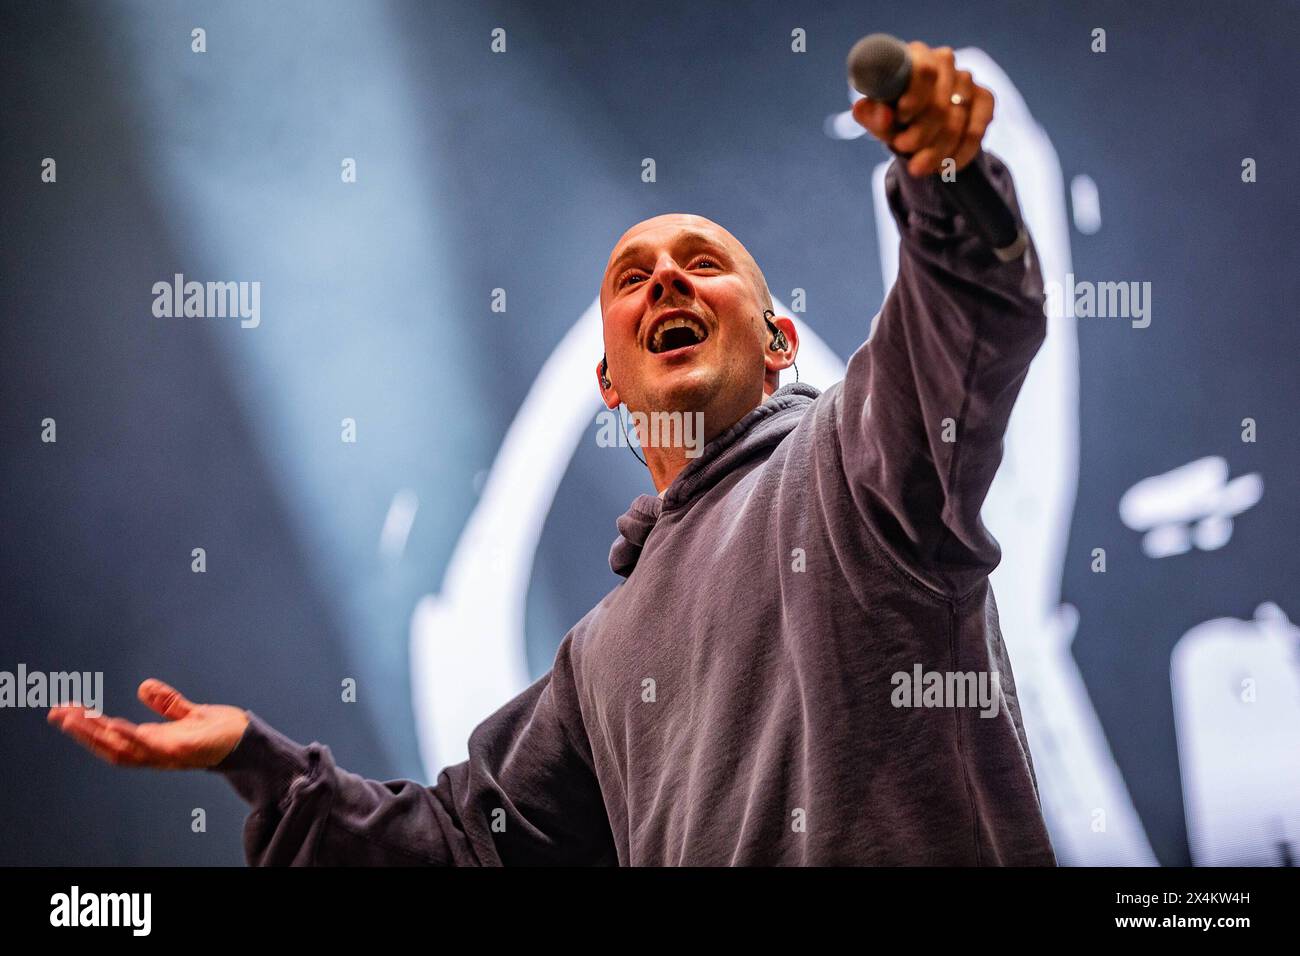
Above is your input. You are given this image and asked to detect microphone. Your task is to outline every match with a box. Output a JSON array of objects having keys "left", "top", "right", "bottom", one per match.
[{"left": 847, "top": 33, "right": 1027, "bottom": 262}]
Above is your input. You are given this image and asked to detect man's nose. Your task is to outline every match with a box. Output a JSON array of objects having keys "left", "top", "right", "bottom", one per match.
[{"left": 648, "top": 255, "right": 694, "bottom": 304}]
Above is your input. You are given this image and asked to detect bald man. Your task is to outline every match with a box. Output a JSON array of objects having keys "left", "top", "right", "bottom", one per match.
[{"left": 50, "top": 42, "right": 1057, "bottom": 865}]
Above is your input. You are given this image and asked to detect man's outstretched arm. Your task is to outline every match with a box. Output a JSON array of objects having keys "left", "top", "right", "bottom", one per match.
[
  {"left": 49, "top": 633, "right": 617, "bottom": 866},
  {"left": 837, "top": 44, "right": 1048, "bottom": 595}
]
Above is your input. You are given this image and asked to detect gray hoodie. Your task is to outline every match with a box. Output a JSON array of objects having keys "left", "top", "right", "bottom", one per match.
[{"left": 210, "top": 151, "right": 1057, "bottom": 866}]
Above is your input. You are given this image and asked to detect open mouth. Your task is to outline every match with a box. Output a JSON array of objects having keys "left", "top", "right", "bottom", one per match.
[{"left": 647, "top": 312, "right": 709, "bottom": 355}]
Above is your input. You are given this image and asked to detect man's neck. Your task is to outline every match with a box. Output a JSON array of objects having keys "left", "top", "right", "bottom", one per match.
[
  {"left": 643, "top": 391, "right": 775, "bottom": 494},
  {"left": 646, "top": 445, "right": 695, "bottom": 495}
]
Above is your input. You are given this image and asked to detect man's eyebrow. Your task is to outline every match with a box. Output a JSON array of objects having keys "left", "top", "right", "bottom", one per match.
[{"left": 605, "top": 230, "right": 730, "bottom": 282}]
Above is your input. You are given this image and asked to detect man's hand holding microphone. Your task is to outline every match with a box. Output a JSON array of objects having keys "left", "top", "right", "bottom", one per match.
[{"left": 850, "top": 38, "right": 995, "bottom": 177}]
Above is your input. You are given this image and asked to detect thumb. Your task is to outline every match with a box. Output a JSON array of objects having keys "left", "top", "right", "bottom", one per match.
[
  {"left": 138, "top": 678, "right": 195, "bottom": 720},
  {"left": 852, "top": 97, "right": 895, "bottom": 140}
]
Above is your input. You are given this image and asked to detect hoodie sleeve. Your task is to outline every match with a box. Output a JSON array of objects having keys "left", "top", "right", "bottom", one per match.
[
  {"left": 207, "top": 632, "right": 617, "bottom": 866},
  {"left": 835, "top": 150, "right": 1047, "bottom": 596}
]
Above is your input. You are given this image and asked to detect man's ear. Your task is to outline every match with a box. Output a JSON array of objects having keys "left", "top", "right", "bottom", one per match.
[
  {"left": 763, "top": 315, "right": 799, "bottom": 383},
  {"left": 596, "top": 357, "right": 621, "bottom": 409}
]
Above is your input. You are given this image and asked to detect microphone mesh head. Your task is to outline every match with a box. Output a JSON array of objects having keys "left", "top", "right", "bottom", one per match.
[{"left": 847, "top": 33, "right": 911, "bottom": 101}]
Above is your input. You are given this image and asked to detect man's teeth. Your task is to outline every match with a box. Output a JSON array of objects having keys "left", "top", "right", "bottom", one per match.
[{"left": 651, "top": 316, "right": 706, "bottom": 352}]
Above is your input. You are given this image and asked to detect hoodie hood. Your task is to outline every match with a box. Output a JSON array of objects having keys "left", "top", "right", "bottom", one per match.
[{"left": 608, "top": 382, "right": 821, "bottom": 577}]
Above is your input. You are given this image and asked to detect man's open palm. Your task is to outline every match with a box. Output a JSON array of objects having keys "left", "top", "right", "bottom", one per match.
[{"left": 48, "top": 679, "right": 249, "bottom": 770}]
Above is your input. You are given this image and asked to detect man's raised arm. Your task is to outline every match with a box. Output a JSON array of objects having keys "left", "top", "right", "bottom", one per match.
[
  {"left": 49, "top": 633, "right": 616, "bottom": 866},
  {"left": 836, "top": 44, "right": 1047, "bottom": 595}
]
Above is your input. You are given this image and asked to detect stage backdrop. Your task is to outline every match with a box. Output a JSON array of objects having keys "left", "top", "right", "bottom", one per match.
[{"left": 2, "top": 0, "right": 1296, "bottom": 865}]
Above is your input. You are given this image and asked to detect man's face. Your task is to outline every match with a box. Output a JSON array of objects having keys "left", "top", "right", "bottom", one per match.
[{"left": 599, "top": 214, "right": 774, "bottom": 434}]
